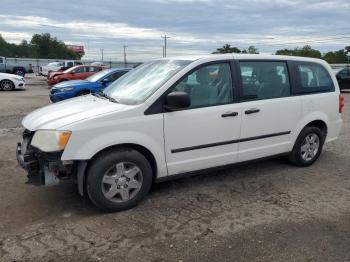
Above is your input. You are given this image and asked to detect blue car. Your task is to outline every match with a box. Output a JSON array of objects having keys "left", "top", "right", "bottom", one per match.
[{"left": 49, "top": 68, "right": 130, "bottom": 102}]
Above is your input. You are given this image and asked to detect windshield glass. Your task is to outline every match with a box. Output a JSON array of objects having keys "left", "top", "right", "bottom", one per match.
[
  {"left": 63, "top": 66, "right": 78, "bottom": 73},
  {"left": 86, "top": 69, "right": 111, "bottom": 82},
  {"left": 104, "top": 59, "right": 191, "bottom": 105}
]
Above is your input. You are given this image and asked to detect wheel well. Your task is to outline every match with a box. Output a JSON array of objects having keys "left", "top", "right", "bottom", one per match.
[
  {"left": 89, "top": 143, "right": 158, "bottom": 181},
  {"left": 305, "top": 120, "right": 327, "bottom": 137}
]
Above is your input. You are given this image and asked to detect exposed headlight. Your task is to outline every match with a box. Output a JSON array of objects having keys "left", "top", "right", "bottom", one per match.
[{"left": 31, "top": 130, "right": 71, "bottom": 152}]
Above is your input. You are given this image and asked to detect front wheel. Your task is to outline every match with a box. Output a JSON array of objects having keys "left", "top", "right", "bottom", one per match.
[
  {"left": 86, "top": 148, "right": 153, "bottom": 212},
  {"left": 0, "top": 80, "right": 15, "bottom": 91},
  {"left": 289, "top": 126, "right": 325, "bottom": 166}
]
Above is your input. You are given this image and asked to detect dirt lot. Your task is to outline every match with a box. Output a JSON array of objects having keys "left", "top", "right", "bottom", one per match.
[{"left": 0, "top": 74, "right": 349, "bottom": 262}]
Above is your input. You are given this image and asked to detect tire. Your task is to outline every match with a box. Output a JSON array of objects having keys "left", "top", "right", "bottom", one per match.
[
  {"left": 0, "top": 79, "right": 15, "bottom": 91},
  {"left": 14, "top": 68, "right": 25, "bottom": 76},
  {"left": 76, "top": 90, "right": 90, "bottom": 97},
  {"left": 289, "top": 126, "right": 325, "bottom": 166},
  {"left": 86, "top": 148, "right": 153, "bottom": 212}
]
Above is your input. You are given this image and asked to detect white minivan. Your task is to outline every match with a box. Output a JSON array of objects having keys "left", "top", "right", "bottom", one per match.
[{"left": 16, "top": 54, "right": 344, "bottom": 212}]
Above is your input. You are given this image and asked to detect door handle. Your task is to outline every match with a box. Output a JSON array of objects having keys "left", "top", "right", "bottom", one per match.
[
  {"left": 245, "top": 108, "right": 260, "bottom": 114},
  {"left": 221, "top": 112, "right": 238, "bottom": 117}
]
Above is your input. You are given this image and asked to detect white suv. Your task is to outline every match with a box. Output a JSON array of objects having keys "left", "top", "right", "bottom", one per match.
[{"left": 16, "top": 54, "right": 344, "bottom": 212}]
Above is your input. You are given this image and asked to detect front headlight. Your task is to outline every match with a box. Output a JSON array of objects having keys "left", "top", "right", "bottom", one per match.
[{"left": 31, "top": 130, "right": 71, "bottom": 152}]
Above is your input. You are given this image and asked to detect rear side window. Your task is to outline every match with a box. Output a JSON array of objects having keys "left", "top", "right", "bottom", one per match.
[
  {"left": 67, "top": 62, "right": 74, "bottom": 67},
  {"left": 295, "top": 62, "right": 334, "bottom": 93},
  {"left": 0, "top": 57, "right": 3, "bottom": 64},
  {"left": 239, "top": 61, "right": 290, "bottom": 101}
]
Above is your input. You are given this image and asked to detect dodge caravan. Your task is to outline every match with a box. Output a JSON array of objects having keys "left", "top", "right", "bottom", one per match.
[{"left": 16, "top": 54, "right": 343, "bottom": 212}]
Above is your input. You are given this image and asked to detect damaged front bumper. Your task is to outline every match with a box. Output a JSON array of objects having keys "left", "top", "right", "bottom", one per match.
[{"left": 16, "top": 130, "right": 75, "bottom": 186}]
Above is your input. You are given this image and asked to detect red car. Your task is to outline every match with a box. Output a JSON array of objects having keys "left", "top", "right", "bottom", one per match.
[{"left": 47, "top": 65, "right": 104, "bottom": 86}]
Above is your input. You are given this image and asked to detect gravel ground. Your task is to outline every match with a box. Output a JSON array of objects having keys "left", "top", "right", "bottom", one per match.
[{"left": 0, "top": 74, "right": 349, "bottom": 262}]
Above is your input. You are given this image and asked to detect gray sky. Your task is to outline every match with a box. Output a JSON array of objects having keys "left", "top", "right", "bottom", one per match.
[{"left": 0, "top": 0, "right": 349, "bottom": 61}]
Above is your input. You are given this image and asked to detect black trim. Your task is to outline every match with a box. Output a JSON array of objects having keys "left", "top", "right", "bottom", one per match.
[
  {"left": 171, "top": 131, "right": 291, "bottom": 153},
  {"left": 155, "top": 152, "right": 290, "bottom": 183}
]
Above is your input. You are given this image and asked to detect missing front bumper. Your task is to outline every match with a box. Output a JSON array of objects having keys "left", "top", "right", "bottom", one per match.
[{"left": 16, "top": 135, "right": 72, "bottom": 186}]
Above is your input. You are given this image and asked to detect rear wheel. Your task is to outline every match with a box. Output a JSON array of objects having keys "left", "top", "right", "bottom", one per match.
[
  {"left": 86, "top": 148, "right": 153, "bottom": 212},
  {"left": 289, "top": 126, "right": 325, "bottom": 166},
  {"left": 0, "top": 80, "right": 15, "bottom": 91}
]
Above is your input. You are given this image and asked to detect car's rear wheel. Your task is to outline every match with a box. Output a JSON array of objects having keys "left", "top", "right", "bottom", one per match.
[
  {"left": 0, "top": 80, "right": 15, "bottom": 91},
  {"left": 289, "top": 126, "right": 325, "bottom": 166},
  {"left": 86, "top": 148, "right": 153, "bottom": 212}
]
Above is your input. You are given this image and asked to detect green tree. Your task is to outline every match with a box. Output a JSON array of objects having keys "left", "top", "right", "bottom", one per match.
[
  {"left": 276, "top": 45, "right": 321, "bottom": 58},
  {"left": 323, "top": 49, "right": 348, "bottom": 63},
  {"left": 31, "top": 33, "right": 82, "bottom": 59},
  {"left": 213, "top": 44, "right": 241, "bottom": 54},
  {"left": 0, "top": 33, "right": 82, "bottom": 59},
  {"left": 247, "top": 45, "right": 259, "bottom": 54}
]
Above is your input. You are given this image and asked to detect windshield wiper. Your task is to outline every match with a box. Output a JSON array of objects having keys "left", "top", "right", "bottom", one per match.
[{"left": 93, "top": 91, "right": 119, "bottom": 103}]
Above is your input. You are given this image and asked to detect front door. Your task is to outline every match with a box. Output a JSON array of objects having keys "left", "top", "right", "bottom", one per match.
[
  {"left": 237, "top": 60, "right": 301, "bottom": 162},
  {"left": 164, "top": 62, "right": 242, "bottom": 175}
]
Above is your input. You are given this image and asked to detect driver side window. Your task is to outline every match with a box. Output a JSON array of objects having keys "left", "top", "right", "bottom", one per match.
[{"left": 172, "top": 62, "right": 233, "bottom": 109}]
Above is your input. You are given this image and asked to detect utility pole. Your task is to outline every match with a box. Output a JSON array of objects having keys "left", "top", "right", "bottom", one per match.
[
  {"left": 123, "top": 45, "right": 127, "bottom": 67},
  {"left": 100, "top": 48, "right": 104, "bottom": 61},
  {"left": 161, "top": 35, "right": 170, "bottom": 57}
]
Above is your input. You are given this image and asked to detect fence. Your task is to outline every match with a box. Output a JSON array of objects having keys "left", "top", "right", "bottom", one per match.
[{"left": 4, "top": 57, "right": 141, "bottom": 74}]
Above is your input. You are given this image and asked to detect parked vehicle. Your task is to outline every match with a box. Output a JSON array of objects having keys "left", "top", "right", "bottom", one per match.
[
  {"left": 47, "top": 65, "right": 104, "bottom": 86},
  {"left": 49, "top": 68, "right": 130, "bottom": 102},
  {"left": 0, "top": 56, "right": 33, "bottom": 76},
  {"left": 16, "top": 54, "right": 343, "bottom": 212},
  {"left": 40, "top": 61, "right": 82, "bottom": 76},
  {"left": 0, "top": 72, "right": 25, "bottom": 90},
  {"left": 335, "top": 67, "right": 350, "bottom": 90}
]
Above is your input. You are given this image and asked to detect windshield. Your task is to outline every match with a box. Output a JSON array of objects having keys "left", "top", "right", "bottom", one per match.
[
  {"left": 86, "top": 69, "right": 111, "bottom": 82},
  {"left": 63, "top": 66, "right": 78, "bottom": 73},
  {"left": 104, "top": 59, "right": 191, "bottom": 105}
]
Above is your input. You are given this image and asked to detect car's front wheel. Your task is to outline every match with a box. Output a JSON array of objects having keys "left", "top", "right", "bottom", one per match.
[
  {"left": 0, "top": 79, "right": 15, "bottom": 91},
  {"left": 86, "top": 148, "right": 153, "bottom": 212},
  {"left": 289, "top": 126, "right": 325, "bottom": 166}
]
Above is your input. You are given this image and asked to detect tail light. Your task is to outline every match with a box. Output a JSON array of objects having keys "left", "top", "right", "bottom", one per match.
[
  {"left": 339, "top": 94, "right": 344, "bottom": 113},
  {"left": 29, "top": 64, "right": 32, "bottom": 70}
]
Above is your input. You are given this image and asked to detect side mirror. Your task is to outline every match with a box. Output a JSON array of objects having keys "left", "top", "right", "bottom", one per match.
[{"left": 165, "top": 91, "right": 190, "bottom": 111}]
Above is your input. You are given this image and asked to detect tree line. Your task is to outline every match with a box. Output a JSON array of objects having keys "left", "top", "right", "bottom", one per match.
[
  {"left": 213, "top": 44, "right": 350, "bottom": 64},
  {"left": 0, "top": 33, "right": 82, "bottom": 60}
]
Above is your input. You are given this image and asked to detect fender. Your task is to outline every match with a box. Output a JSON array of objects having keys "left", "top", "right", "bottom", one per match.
[{"left": 290, "top": 110, "right": 329, "bottom": 149}]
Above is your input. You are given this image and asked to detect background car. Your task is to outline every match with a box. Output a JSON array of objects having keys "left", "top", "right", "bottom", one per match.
[
  {"left": 49, "top": 68, "right": 130, "bottom": 102},
  {"left": 0, "top": 56, "right": 33, "bottom": 76},
  {"left": 47, "top": 65, "right": 104, "bottom": 86},
  {"left": 335, "top": 67, "right": 350, "bottom": 90},
  {"left": 43, "top": 61, "right": 83, "bottom": 77},
  {"left": 0, "top": 72, "right": 25, "bottom": 90}
]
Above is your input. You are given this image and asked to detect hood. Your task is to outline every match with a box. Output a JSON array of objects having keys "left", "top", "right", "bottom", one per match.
[
  {"left": 0, "top": 72, "right": 23, "bottom": 81},
  {"left": 22, "top": 95, "right": 133, "bottom": 131},
  {"left": 53, "top": 80, "right": 93, "bottom": 89}
]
